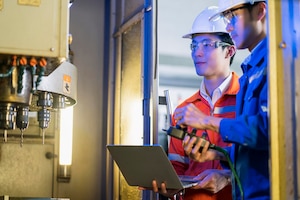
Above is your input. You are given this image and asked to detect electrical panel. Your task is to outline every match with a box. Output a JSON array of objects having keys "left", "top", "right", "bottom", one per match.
[{"left": 0, "top": 0, "right": 69, "bottom": 58}]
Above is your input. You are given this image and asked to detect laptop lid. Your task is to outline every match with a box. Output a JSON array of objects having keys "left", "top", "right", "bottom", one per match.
[{"left": 107, "top": 144, "right": 194, "bottom": 190}]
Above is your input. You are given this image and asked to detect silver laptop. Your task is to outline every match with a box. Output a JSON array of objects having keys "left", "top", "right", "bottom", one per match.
[{"left": 107, "top": 144, "right": 197, "bottom": 190}]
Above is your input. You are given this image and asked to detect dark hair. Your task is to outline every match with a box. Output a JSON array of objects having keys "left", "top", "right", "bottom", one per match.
[
  {"left": 216, "top": 32, "right": 235, "bottom": 65},
  {"left": 245, "top": 1, "right": 266, "bottom": 13}
]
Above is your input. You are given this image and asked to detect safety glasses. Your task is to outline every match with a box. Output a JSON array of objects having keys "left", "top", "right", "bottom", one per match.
[{"left": 190, "top": 39, "right": 231, "bottom": 52}]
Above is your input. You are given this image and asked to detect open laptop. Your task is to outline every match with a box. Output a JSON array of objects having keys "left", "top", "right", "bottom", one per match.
[{"left": 107, "top": 144, "right": 197, "bottom": 191}]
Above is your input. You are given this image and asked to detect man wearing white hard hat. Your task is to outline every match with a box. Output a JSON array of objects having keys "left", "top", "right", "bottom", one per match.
[
  {"left": 150, "top": 6, "right": 238, "bottom": 200},
  {"left": 177, "top": 0, "right": 269, "bottom": 200}
]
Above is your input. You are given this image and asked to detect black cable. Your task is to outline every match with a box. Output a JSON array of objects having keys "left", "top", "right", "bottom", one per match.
[{"left": 212, "top": 145, "right": 243, "bottom": 200}]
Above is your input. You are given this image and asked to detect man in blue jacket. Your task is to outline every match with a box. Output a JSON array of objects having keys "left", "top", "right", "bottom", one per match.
[{"left": 174, "top": 0, "right": 269, "bottom": 199}]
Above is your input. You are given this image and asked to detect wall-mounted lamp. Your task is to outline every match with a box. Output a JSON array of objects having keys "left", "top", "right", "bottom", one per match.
[{"left": 58, "top": 106, "right": 73, "bottom": 182}]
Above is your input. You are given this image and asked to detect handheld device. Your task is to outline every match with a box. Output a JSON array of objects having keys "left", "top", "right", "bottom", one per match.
[
  {"left": 163, "top": 90, "right": 215, "bottom": 150},
  {"left": 164, "top": 125, "right": 216, "bottom": 150}
]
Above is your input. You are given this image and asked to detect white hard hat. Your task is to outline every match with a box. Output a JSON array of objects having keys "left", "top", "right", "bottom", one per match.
[
  {"left": 210, "top": 0, "right": 265, "bottom": 21},
  {"left": 182, "top": 6, "right": 228, "bottom": 39}
]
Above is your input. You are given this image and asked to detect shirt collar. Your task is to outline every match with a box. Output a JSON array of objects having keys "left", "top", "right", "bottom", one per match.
[{"left": 200, "top": 72, "right": 233, "bottom": 107}]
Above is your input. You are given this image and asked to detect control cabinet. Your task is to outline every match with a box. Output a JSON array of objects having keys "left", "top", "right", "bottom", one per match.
[{"left": 0, "top": 0, "right": 69, "bottom": 58}]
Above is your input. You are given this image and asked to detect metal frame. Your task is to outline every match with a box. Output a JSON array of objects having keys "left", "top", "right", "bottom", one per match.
[{"left": 269, "top": 0, "right": 299, "bottom": 199}]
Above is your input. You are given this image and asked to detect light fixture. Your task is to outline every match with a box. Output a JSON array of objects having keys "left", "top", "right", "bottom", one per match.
[{"left": 58, "top": 106, "right": 74, "bottom": 182}]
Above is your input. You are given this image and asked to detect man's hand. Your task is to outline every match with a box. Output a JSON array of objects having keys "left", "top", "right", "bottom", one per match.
[
  {"left": 138, "top": 180, "right": 183, "bottom": 198},
  {"left": 151, "top": 180, "right": 183, "bottom": 198},
  {"left": 191, "top": 169, "right": 231, "bottom": 193},
  {"left": 183, "top": 134, "right": 219, "bottom": 162},
  {"left": 174, "top": 103, "right": 222, "bottom": 132}
]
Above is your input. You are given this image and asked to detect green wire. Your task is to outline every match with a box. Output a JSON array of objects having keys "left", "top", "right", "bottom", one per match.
[
  {"left": 0, "top": 66, "right": 15, "bottom": 78},
  {"left": 197, "top": 131, "right": 243, "bottom": 199},
  {"left": 213, "top": 145, "right": 244, "bottom": 200}
]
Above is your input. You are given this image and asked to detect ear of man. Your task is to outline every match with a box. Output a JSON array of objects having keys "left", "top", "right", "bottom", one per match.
[
  {"left": 255, "top": 2, "right": 267, "bottom": 22},
  {"left": 225, "top": 45, "right": 236, "bottom": 59}
]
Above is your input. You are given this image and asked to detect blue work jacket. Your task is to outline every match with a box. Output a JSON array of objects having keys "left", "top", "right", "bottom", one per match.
[{"left": 220, "top": 37, "right": 270, "bottom": 200}]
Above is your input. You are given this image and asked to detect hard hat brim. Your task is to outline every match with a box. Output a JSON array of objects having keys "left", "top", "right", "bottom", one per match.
[
  {"left": 209, "top": 0, "right": 265, "bottom": 22},
  {"left": 182, "top": 31, "right": 229, "bottom": 39}
]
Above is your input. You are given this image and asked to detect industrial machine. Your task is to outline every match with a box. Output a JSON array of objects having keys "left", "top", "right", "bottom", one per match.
[{"left": 0, "top": 0, "right": 77, "bottom": 145}]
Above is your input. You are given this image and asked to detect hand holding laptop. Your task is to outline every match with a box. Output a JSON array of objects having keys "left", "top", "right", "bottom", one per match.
[
  {"left": 190, "top": 169, "right": 231, "bottom": 194},
  {"left": 139, "top": 180, "right": 185, "bottom": 198},
  {"left": 147, "top": 169, "right": 231, "bottom": 197}
]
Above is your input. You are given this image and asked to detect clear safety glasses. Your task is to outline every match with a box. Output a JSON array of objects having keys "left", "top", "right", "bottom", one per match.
[
  {"left": 221, "top": 4, "right": 250, "bottom": 25},
  {"left": 190, "top": 40, "right": 231, "bottom": 52}
]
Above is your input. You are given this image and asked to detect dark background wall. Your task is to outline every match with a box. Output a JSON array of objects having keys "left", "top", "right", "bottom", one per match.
[{"left": 64, "top": 0, "right": 105, "bottom": 199}]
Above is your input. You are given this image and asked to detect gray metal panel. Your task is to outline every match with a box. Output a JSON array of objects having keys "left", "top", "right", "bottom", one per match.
[
  {"left": 124, "top": 0, "right": 144, "bottom": 22},
  {"left": 0, "top": 143, "right": 54, "bottom": 197}
]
